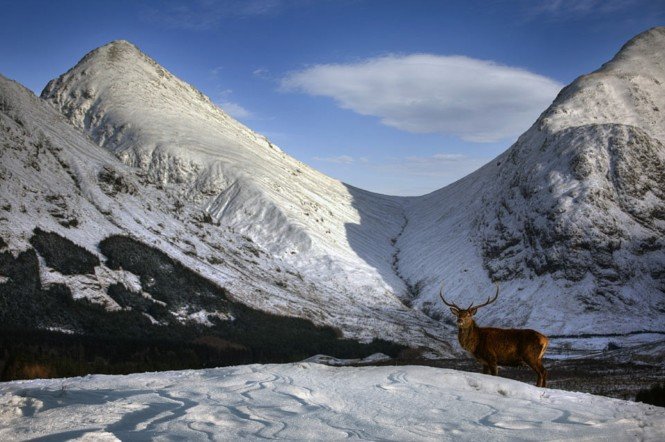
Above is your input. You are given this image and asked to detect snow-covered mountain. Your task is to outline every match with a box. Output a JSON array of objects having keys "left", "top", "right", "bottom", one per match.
[
  {"left": 397, "top": 27, "right": 665, "bottom": 336},
  {"left": 1, "top": 28, "right": 664, "bottom": 364},
  {"left": 36, "top": 39, "right": 457, "bottom": 349},
  {"left": 0, "top": 44, "right": 445, "bottom": 360}
]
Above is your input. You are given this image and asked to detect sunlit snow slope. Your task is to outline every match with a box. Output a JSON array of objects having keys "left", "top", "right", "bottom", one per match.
[
  {"left": 0, "top": 47, "right": 445, "bottom": 353},
  {"left": 41, "top": 40, "right": 406, "bottom": 281}
]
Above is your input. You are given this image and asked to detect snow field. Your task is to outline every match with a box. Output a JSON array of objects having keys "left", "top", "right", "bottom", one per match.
[{"left": 1, "top": 364, "right": 663, "bottom": 441}]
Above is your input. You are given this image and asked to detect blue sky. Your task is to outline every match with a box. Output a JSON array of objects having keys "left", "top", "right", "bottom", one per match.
[{"left": 1, "top": 0, "right": 663, "bottom": 195}]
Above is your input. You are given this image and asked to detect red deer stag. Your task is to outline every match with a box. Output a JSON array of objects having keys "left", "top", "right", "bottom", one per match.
[{"left": 440, "top": 283, "right": 549, "bottom": 387}]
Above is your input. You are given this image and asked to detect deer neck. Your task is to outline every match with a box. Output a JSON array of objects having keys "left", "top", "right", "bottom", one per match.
[{"left": 458, "top": 321, "right": 480, "bottom": 353}]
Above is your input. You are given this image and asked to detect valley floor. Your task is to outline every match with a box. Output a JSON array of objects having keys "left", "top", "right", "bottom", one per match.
[
  {"left": 1, "top": 363, "right": 663, "bottom": 441},
  {"left": 406, "top": 358, "right": 665, "bottom": 402}
]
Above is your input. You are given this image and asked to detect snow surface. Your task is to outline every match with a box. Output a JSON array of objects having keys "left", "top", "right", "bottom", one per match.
[{"left": 1, "top": 364, "right": 663, "bottom": 441}]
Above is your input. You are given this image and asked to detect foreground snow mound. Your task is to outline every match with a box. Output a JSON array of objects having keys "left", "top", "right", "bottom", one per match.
[{"left": 1, "top": 364, "right": 663, "bottom": 441}]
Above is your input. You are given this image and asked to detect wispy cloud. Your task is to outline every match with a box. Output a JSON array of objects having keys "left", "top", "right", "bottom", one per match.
[
  {"left": 382, "top": 153, "right": 488, "bottom": 179},
  {"left": 374, "top": 153, "right": 491, "bottom": 195},
  {"left": 209, "top": 68, "right": 254, "bottom": 120},
  {"left": 313, "top": 155, "right": 356, "bottom": 164},
  {"left": 521, "top": 0, "right": 639, "bottom": 20},
  {"left": 252, "top": 68, "right": 271, "bottom": 79},
  {"left": 405, "top": 153, "right": 465, "bottom": 164},
  {"left": 281, "top": 54, "right": 562, "bottom": 143},
  {"left": 142, "top": 0, "right": 286, "bottom": 30},
  {"left": 311, "top": 152, "right": 491, "bottom": 195},
  {"left": 219, "top": 101, "right": 253, "bottom": 119}
]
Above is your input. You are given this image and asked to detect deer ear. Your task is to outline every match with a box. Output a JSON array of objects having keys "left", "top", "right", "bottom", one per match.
[
  {"left": 449, "top": 307, "right": 459, "bottom": 315},
  {"left": 469, "top": 307, "right": 478, "bottom": 315}
]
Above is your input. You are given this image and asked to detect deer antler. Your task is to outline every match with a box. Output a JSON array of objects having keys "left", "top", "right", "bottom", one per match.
[
  {"left": 439, "top": 281, "right": 461, "bottom": 309},
  {"left": 470, "top": 283, "right": 499, "bottom": 310}
]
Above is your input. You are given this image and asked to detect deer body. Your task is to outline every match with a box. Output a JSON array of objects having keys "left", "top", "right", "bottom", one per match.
[{"left": 441, "top": 284, "right": 549, "bottom": 387}]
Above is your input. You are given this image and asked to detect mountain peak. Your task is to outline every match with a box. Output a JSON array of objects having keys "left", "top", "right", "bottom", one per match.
[
  {"left": 537, "top": 26, "right": 665, "bottom": 143},
  {"left": 41, "top": 40, "right": 166, "bottom": 100},
  {"left": 91, "top": 39, "right": 148, "bottom": 65},
  {"left": 104, "top": 39, "right": 136, "bottom": 48},
  {"left": 613, "top": 26, "right": 665, "bottom": 62},
  {"left": 85, "top": 39, "right": 143, "bottom": 60}
]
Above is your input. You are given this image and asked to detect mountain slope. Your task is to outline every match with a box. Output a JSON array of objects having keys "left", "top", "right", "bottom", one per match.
[
  {"left": 398, "top": 27, "right": 665, "bottom": 336},
  {"left": 40, "top": 40, "right": 405, "bottom": 271},
  {"left": 37, "top": 40, "right": 452, "bottom": 347},
  {"left": 0, "top": 56, "right": 448, "bottom": 359}
]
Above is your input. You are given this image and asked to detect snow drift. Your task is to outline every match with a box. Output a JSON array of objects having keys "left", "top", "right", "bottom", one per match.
[{"left": 1, "top": 363, "right": 663, "bottom": 440}]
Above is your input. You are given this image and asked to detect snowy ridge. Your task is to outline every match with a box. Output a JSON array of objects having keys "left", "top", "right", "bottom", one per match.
[
  {"left": 542, "top": 27, "right": 665, "bottom": 143},
  {"left": 1, "top": 363, "right": 664, "bottom": 440}
]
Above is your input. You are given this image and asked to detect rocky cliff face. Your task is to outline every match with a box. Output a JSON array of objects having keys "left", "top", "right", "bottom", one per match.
[
  {"left": 478, "top": 124, "right": 664, "bottom": 299},
  {"left": 476, "top": 28, "right": 665, "bottom": 303}
]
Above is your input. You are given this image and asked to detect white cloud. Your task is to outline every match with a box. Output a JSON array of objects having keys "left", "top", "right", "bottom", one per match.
[
  {"left": 313, "top": 155, "right": 355, "bottom": 164},
  {"left": 219, "top": 101, "right": 253, "bottom": 119},
  {"left": 253, "top": 68, "right": 270, "bottom": 79},
  {"left": 210, "top": 66, "right": 225, "bottom": 76},
  {"left": 211, "top": 83, "right": 253, "bottom": 120},
  {"left": 281, "top": 54, "right": 563, "bottom": 143}
]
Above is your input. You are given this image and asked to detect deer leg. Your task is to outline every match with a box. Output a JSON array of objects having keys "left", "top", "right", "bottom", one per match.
[
  {"left": 526, "top": 359, "right": 547, "bottom": 387},
  {"left": 484, "top": 356, "right": 498, "bottom": 376},
  {"left": 536, "top": 337, "right": 549, "bottom": 387},
  {"left": 537, "top": 362, "right": 547, "bottom": 388},
  {"left": 482, "top": 364, "right": 490, "bottom": 375}
]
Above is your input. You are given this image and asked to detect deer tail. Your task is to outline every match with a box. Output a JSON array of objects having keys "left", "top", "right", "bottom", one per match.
[{"left": 537, "top": 335, "right": 549, "bottom": 361}]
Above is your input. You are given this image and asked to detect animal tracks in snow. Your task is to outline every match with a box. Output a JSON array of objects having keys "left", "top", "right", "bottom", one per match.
[{"left": 1, "top": 363, "right": 664, "bottom": 441}]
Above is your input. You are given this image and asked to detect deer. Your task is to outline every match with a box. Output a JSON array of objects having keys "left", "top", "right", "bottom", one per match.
[{"left": 439, "top": 283, "right": 549, "bottom": 387}]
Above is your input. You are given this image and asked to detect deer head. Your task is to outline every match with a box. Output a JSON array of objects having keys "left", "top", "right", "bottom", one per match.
[{"left": 439, "top": 282, "right": 499, "bottom": 328}]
